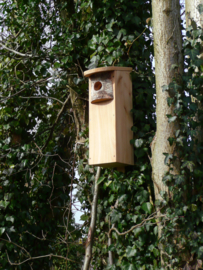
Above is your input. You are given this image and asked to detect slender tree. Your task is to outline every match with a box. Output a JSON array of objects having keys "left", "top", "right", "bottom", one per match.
[{"left": 151, "top": 0, "right": 183, "bottom": 265}]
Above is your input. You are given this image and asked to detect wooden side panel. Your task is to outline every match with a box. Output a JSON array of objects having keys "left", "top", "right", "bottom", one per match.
[
  {"left": 115, "top": 71, "right": 134, "bottom": 165},
  {"left": 89, "top": 77, "right": 117, "bottom": 166}
]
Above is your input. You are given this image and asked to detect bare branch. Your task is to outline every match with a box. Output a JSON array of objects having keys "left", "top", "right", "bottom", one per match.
[
  {"left": 6, "top": 250, "right": 77, "bottom": 266},
  {"left": 30, "top": 95, "right": 70, "bottom": 170},
  {"left": 83, "top": 167, "right": 101, "bottom": 270},
  {"left": 20, "top": 96, "right": 63, "bottom": 104},
  {"left": 0, "top": 42, "right": 33, "bottom": 57},
  {"left": 48, "top": 162, "right": 57, "bottom": 217},
  {"left": 24, "top": 231, "right": 48, "bottom": 241},
  {"left": 108, "top": 199, "right": 118, "bottom": 265},
  {"left": 0, "top": 77, "right": 51, "bottom": 102},
  {"left": 0, "top": 238, "right": 30, "bottom": 256},
  {"left": 41, "top": 95, "right": 70, "bottom": 152},
  {"left": 108, "top": 213, "right": 166, "bottom": 237}
]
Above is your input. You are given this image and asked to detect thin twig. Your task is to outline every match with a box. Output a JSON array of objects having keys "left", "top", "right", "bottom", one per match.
[
  {"left": 6, "top": 250, "right": 77, "bottom": 266},
  {"left": 108, "top": 213, "right": 166, "bottom": 236},
  {"left": 24, "top": 231, "right": 48, "bottom": 241},
  {"left": 41, "top": 95, "right": 70, "bottom": 152},
  {"left": 127, "top": 28, "right": 147, "bottom": 55},
  {"left": 0, "top": 41, "right": 33, "bottom": 57},
  {"left": 83, "top": 167, "right": 101, "bottom": 270},
  {"left": 48, "top": 162, "right": 57, "bottom": 217},
  {"left": 0, "top": 238, "right": 30, "bottom": 256},
  {"left": 0, "top": 77, "right": 51, "bottom": 102},
  {"left": 20, "top": 96, "right": 63, "bottom": 104},
  {"left": 65, "top": 151, "right": 76, "bottom": 268},
  {"left": 30, "top": 95, "right": 70, "bottom": 170}
]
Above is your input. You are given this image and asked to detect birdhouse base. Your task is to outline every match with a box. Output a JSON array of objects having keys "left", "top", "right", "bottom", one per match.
[{"left": 89, "top": 162, "right": 130, "bottom": 168}]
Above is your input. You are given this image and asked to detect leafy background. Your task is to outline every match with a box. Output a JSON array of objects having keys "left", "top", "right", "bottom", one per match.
[{"left": 0, "top": 0, "right": 203, "bottom": 269}]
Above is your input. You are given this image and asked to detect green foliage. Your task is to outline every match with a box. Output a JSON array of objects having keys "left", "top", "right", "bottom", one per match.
[
  {"left": 158, "top": 22, "right": 203, "bottom": 268},
  {"left": 0, "top": 0, "right": 155, "bottom": 267},
  {"left": 2, "top": 0, "right": 203, "bottom": 270}
]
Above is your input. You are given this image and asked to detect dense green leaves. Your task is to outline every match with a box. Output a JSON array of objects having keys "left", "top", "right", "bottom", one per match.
[{"left": 2, "top": 0, "right": 203, "bottom": 270}]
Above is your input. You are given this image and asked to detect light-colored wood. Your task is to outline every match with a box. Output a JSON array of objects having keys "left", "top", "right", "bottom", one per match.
[
  {"left": 84, "top": 66, "right": 132, "bottom": 77},
  {"left": 115, "top": 71, "right": 134, "bottom": 165},
  {"left": 87, "top": 68, "right": 134, "bottom": 167},
  {"left": 89, "top": 78, "right": 117, "bottom": 166}
]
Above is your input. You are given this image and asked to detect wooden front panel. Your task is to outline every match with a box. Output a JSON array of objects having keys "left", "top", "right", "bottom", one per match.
[
  {"left": 89, "top": 79, "right": 117, "bottom": 166},
  {"left": 91, "top": 72, "right": 114, "bottom": 104},
  {"left": 115, "top": 71, "right": 134, "bottom": 165}
]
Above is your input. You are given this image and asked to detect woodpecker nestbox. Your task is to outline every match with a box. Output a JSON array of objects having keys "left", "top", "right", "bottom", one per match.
[{"left": 84, "top": 67, "right": 134, "bottom": 168}]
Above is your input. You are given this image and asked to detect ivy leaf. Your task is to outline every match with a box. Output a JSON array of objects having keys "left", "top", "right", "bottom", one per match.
[
  {"left": 163, "top": 174, "right": 173, "bottom": 183},
  {"left": 111, "top": 210, "right": 122, "bottom": 223},
  {"left": 135, "top": 139, "right": 144, "bottom": 148},
  {"left": 80, "top": 214, "right": 89, "bottom": 221},
  {"left": 181, "top": 160, "right": 195, "bottom": 172},
  {"left": 121, "top": 262, "right": 136, "bottom": 270},
  {"left": 6, "top": 216, "right": 14, "bottom": 223},
  {"left": 154, "top": 226, "right": 158, "bottom": 235},
  {"left": 137, "top": 190, "right": 148, "bottom": 204},
  {"left": 0, "top": 200, "right": 9, "bottom": 209},
  {"left": 54, "top": 62, "right": 61, "bottom": 68},
  {"left": 174, "top": 175, "right": 185, "bottom": 185},
  {"left": 185, "top": 48, "right": 199, "bottom": 60},
  {"left": 163, "top": 153, "right": 173, "bottom": 165},
  {"left": 153, "top": 248, "right": 159, "bottom": 257},
  {"left": 108, "top": 244, "right": 116, "bottom": 252},
  {"left": 198, "top": 246, "right": 203, "bottom": 258},
  {"left": 167, "top": 115, "right": 177, "bottom": 123},
  {"left": 162, "top": 85, "right": 169, "bottom": 92},
  {"left": 190, "top": 204, "right": 197, "bottom": 212},
  {"left": 133, "top": 227, "right": 143, "bottom": 237},
  {"left": 141, "top": 202, "right": 152, "bottom": 214},
  {"left": 126, "top": 246, "right": 137, "bottom": 257},
  {"left": 97, "top": 176, "right": 106, "bottom": 185},
  {"left": 0, "top": 228, "right": 5, "bottom": 236},
  {"left": 168, "top": 137, "right": 175, "bottom": 146},
  {"left": 106, "top": 56, "right": 113, "bottom": 65},
  {"left": 193, "top": 58, "right": 203, "bottom": 67},
  {"left": 197, "top": 4, "right": 203, "bottom": 14}
]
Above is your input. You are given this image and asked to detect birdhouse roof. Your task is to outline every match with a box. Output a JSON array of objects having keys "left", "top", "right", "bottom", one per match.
[{"left": 84, "top": 66, "right": 132, "bottom": 77}]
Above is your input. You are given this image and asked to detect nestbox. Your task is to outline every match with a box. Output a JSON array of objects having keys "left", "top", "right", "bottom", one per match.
[{"left": 84, "top": 67, "right": 134, "bottom": 168}]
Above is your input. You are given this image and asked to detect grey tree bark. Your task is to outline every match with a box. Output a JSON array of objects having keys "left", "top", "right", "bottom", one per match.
[
  {"left": 83, "top": 167, "right": 101, "bottom": 270},
  {"left": 185, "top": 0, "right": 203, "bottom": 28},
  {"left": 151, "top": 0, "right": 183, "bottom": 265}
]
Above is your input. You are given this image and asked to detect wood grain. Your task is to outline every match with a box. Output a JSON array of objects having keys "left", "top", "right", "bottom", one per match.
[
  {"left": 87, "top": 67, "right": 134, "bottom": 167},
  {"left": 115, "top": 70, "right": 134, "bottom": 165},
  {"left": 84, "top": 66, "right": 132, "bottom": 77}
]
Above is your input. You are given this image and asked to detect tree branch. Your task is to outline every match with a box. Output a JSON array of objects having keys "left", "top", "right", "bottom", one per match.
[
  {"left": 30, "top": 95, "right": 70, "bottom": 170},
  {"left": 41, "top": 94, "right": 70, "bottom": 152},
  {"left": 0, "top": 42, "right": 33, "bottom": 57},
  {"left": 0, "top": 237, "right": 30, "bottom": 256},
  {"left": 83, "top": 167, "right": 101, "bottom": 270},
  {"left": 0, "top": 77, "right": 51, "bottom": 102},
  {"left": 20, "top": 96, "right": 63, "bottom": 104},
  {"left": 108, "top": 213, "right": 166, "bottom": 237},
  {"left": 6, "top": 250, "right": 77, "bottom": 266}
]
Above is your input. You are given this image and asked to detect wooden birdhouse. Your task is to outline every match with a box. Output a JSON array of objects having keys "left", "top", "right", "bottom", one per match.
[{"left": 84, "top": 67, "right": 134, "bottom": 168}]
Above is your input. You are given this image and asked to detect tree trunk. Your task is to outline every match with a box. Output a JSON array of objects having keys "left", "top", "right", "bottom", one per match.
[
  {"left": 151, "top": 0, "right": 183, "bottom": 265},
  {"left": 185, "top": 0, "right": 203, "bottom": 28}
]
